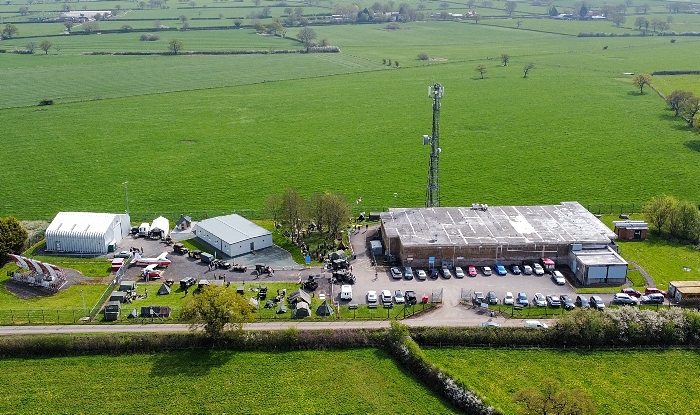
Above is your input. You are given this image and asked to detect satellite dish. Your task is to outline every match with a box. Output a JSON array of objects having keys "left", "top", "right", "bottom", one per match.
[
  {"left": 437, "top": 148, "right": 442, "bottom": 154},
  {"left": 423, "top": 135, "right": 430, "bottom": 145}
]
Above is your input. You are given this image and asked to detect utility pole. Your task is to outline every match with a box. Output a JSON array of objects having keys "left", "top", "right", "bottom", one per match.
[
  {"left": 122, "top": 181, "right": 129, "bottom": 216},
  {"left": 424, "top": 82, "right": 443, "bottom": 208}
]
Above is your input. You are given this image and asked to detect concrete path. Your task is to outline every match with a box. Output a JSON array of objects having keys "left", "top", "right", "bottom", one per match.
[{"left": 627, "top": 261, "right": 656, "bottom": 287}]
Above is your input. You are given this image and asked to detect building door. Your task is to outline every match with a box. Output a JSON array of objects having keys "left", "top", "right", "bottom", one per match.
[
  {"left": 250, "top": 242, "right": 254, "bottom": 251},
  {"left": 634, "top": 230, "right": 642, "bottom": 240}
]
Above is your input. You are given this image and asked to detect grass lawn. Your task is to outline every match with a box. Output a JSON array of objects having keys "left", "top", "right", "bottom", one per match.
[
  {"left": 0, "top": 348, "right": 459, "bottom": 414},
  {"left": 424, "top": 347, "right": 700, "bottom": 414}
]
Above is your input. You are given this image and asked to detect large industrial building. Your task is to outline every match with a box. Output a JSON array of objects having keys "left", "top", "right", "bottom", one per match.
[
  {"left": 380, "top": 201, "right": 628, "bottom": 286},
  {"left": 45, "top": 212, "right": 131, "bottom": 254},
  {"left": 193, "top": 214, "right": 272, "bottom": 257}
]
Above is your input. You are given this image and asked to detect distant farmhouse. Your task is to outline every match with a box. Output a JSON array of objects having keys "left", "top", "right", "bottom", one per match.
[{"left": 61, "top": 11, "right": 112, "bottom": 22}]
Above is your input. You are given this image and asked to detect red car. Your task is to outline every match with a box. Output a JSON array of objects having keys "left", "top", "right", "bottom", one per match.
[
  {"left": 467, "top": 265, "right": 478, "bottom": 277},
  {"left": 621, "top": 288, "right": 642, "bottom": 298},
  {"left": 645, "top": 287, "right": 667, "bottom": 296}
]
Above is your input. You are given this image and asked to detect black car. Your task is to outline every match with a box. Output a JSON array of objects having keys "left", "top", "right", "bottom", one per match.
[
  {"left": 589, "top": 295, "right": 606, "bottom": 311},
  {"left": 560, "top": 294, "right": 575, "bottom": 310},
  {"left": 429, "top": 268, "right": 439, "bottom": 279},
  {"left": 575, "top": 295, "right": 590, "bottom": 309},
  {"left": 405, "top": 290, "right": 417, "bottom": 305},
  {"left": 179, "top": 277, "right": 197, "bottom": 290},
  {"left": 486, "top": 291, "right": 498, "bottom": 305}
]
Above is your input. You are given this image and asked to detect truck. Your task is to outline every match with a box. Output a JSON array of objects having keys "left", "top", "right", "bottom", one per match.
[
  {"left": 173, "top": 243, "right": 189, "bottom": 255},
  {"left": 200, "top": 252, "right": 214, "bottom": 264}
]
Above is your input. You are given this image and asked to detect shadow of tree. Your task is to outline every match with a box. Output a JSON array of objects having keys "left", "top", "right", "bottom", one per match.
[
  {"left": 150, "top": 349, "right": 232, "bottom": 378},
  {"left": 684, "top": 140, "right": 700, "bottom": 152}
]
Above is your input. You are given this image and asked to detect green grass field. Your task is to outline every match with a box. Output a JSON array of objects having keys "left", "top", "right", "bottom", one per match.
[
  {"left": 425, "top": 347, "right": 700, "bottom": 414},
  {"left": 0, "top": 348, "right": 459, "bottom": 414}
]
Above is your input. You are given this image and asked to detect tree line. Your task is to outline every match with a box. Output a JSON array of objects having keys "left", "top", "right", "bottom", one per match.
[
  {"left": 264, "top": 188, "right": 351, "bottom": 241},
  {"left": 0, "top": 217, "right": 28, "bottom": 268},
  {"left": 644, "top": 195, "right": 700, "bottom": 243}
]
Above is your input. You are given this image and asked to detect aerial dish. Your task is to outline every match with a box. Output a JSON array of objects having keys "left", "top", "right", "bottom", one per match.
[{"left": 423, "top": 135, "right": 430, "bottom": 145}]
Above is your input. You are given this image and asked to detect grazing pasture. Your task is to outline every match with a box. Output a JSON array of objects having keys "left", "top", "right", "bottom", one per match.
[
  {"left": 0, "top": 348, "right": 459, "bottom": 414},
  {"left": 425, "top": 347, "right": 700, "bottom": 414}
]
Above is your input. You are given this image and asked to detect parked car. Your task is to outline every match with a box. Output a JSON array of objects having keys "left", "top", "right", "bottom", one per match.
[
  {"left": 551, "top": 270, "right": 566, "bottom": 285},
  {"left": 532, "top": 263, "right": 545, "bottom": 275},
  {"left": 482, "top": 266, "right": 493, "bottom": 276},
  {"left": 480, "top": 321, "right": 502, "bottom": 327},
  {"left": 517, "top": 292, "right": 528, "bottom": 306},
  {"left": 522, "top": 265, "right": 533, "bottom": 275},
  {"left": 590, "top": 295, "right": 606, "bottom": 311},
  {"left": 645, "top": 287, "right": 667, "bottom": 296},
  {"left": 621, "top": 288, "right": 642, "bottom": 298},
  {"left": 640, "top": 293, "right": 665, "bottom": 304},
  {"left": 486, "top": 291, "right": 498, "bottom": 305},
  {"left": 511, "top": 265, "right": 522, "bottom": 275},
  {"left": 495, "top": 263, "right": 507, "bottom": 276},
  {"left": 416, "top": 269, "right": 427, "bottom": 280},
  {"left": 429, "top": 268, "right": 439, "bottom": 279},
  {"left": 504, "top": 291, "right": 514, "bottom": 305},
  {"left": 367, "top": 290, "right": 378, "bottom": 303},
  {"left": 390, "top": 267, "right": 402, "bottom": 280},
  {"left": 405, "top": 290, "right": 417, "bottom": 305},
  {"left": 468, "top": 265, "right": 478, "bottom": 277},
  {"left": 113, "top": 251, "right": 133, "bottom": 259},
  {"left": 524, "top": 320, "right": 549, "bottom": 329},
  {"left": 381, "top": 290, "right": 392, "bottom": 304},
  {"left": 404, "top": 267, "right": 414, "bottom": 280},
  {"left": 560, "top": 294, "right": 575, "bottom": 310},
  {"left": 394, "top": 290, "right": 405, "bottom": 304},
  {"left": 613, "top": 293, "right": 639, "bottom": 306},
  {"left": 532, "top": 293, "right": 547, "bottom": 307},
  {"left": 473, "top": 291, "right": 485, "bottom": 304},
  {"left": 546, "top": 294, "right": 561, "bottom": 307},
  {"left": 454, "top": 267, "right": 465, "bottom": 279},
  {"left": 441, "top": 265, "right": 452, "bottom": 279},
  {"left": 575, "top": 295, "right": 590, "bottom": 309}
]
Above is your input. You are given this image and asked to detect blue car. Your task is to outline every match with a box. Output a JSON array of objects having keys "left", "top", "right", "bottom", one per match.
[
  {"left": 517, "top": 292, "right": 528, "bottom": 306},
  {"left": 495, "top": 263, "right": 507, "bottom": 276}
]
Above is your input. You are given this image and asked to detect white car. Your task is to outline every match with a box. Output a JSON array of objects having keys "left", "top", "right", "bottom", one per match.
[
  {"left": 416, "top": 269, "right": 427, "bottom": 280},
  {"left": 390, "top": 267, "right": 402, "bottom": 279},
  {"left": 367, "top": 290, "right": 378, "bottom": 303},
  {"left": 532, "top": 263, "right": 545, "bottom": 275},
  {"left": 394, "top": 290, "right": 405, "bottom": 304},
  {"left": 524, "top": 320, "right": 549, "bottom": 329},
  {"left": 454, "top": 267, "right": 465, "bottom": 278},
  {"left": 522, "top": 265, "right": 533, "bottom": 275},
  {"left": 551, "top": 270, "right": 566, "bottom": 285},
  {"left": 504, "top": 292, "right": 514, "bottom": 305},
  {"left": 380, "top": 289, "right": 392, "bottom": 304},
  {"left": 532, "top": 293, "right": 547, "bottom": 307},
  {"left": 482, "top": 266, "right": 492, "bottom": 276}
]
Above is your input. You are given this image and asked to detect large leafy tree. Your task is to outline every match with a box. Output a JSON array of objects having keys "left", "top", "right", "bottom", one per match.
[
  {"left": 2, "top": 23, "right": 19, "bottom": 39},
  {"left": 632, "top": 73, "right": 651, "bottom": 94},
  {"left": 297, "top": 27, "right": 317, "bottom": 51},
  {"left": 181, "top": 285, "right": 254, "bottom": 338},
  {"left": 643, "top": 195, "right": 676, "bottom": 233},
  {"left": 666, "top": 90, "right": 693, "bottom": 116},
  {"left": 168, "top": 38, "right": 184, "bottom": 54},
  {"left": 513, "top": 379, "right": 595, "bottom": 415},
  {"left": 0, "top": 217, "right": 28, "bottom": 267}
]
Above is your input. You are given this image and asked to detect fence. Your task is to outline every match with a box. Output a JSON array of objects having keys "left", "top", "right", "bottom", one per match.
[{"left": 0, "top": 309, "right": 85, "bottom": 324}]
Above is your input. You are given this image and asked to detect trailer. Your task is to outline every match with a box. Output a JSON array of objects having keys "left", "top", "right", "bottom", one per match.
[
  {"left": 668, "top": 281, "right": 700, "bottom": 304},
  {"left": 138, "top": 223, "right": 151, "bottom": 237}
]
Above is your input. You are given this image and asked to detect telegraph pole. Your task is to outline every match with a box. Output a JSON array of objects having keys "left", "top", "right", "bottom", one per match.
[
  {"left": 424, "top": 82, "right": 443, "bottom": 208},
  {"left": 122, "top": 181, "right": 129, "bottom": 216}
]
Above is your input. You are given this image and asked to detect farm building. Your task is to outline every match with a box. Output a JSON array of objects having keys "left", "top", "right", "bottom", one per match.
[
  {"left": 45, "top": 212, "right": 131, "bottom": 254},
  {"left": 380, "top": 202, "right": 626, "bottom": 286},
  {"left": 613, "top": 220, "right": 648, "bottom": 241},
  {"left": 193, "top": 214, "right": 272, "bottom": 257}
]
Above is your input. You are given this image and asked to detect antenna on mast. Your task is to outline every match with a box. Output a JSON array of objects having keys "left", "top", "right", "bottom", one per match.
[{"left": 423, "top": 82, "right": 443, "bottom": 208}]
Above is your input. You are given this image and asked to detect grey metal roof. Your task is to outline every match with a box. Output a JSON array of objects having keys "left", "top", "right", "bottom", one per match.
[
  {"left": 572, "top": 247, "right": 628, "bottom": 266},
  {"left": 612, "top": 220, "right": 649, "bottom": 230},
  {"left": 380, "top": 202, "right": 616, "bottom": 247},
  {"left": 196, "top": 214, "right": 271, "bottom": 245}
]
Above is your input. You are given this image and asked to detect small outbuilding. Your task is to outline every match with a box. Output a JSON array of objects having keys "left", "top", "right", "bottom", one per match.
[
  {"left": 613, "top": 220, "right": 648, "bottom": 241},
  {"left": 157, "top": 283, "right": 171, "bottom": 295},
  {"left": 45, "top": 212, "right": 131, "bottom": 254},
  {"left": 119, "top": 281, "right": 137, "bottom": 292},
  {"left": 176, "top": 215, "right": 192, "bottom": 231},
  {"left": 569, "top": 245, "right": 628, "bottom": 286},
  {"left": 109, "top": 291, "right": 126, "bottom": 303},
  {"left": 668, "top": 281, "right": 700, "bottom": 304},
  {"left": 193, "top": 214, "right": 272, "bottom": 257},
  {"left": 370, "top": 240, "right": 383, "bottom": 256}
]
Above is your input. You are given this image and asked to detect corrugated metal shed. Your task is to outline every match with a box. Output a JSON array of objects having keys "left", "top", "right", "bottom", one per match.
[{"left": 193, "top": 214, "right": 272, "bottom": 257}]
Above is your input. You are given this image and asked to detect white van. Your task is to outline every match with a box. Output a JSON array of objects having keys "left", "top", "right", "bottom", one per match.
[
  {"left": 340, "top": 285, "right": 352, "bottom": 301},
  {"left": 524, "top": 320, "right": 549, "bottom": 329}
]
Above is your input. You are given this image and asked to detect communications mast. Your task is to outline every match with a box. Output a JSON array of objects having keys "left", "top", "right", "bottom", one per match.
[{"left": 423, "top": 82, "right": 443, "bottom": 208}]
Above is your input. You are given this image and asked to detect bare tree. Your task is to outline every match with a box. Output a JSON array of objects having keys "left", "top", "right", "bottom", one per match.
[
  {"left": 505, "top": 1, "right": 517, "bottom": 16},
  {"left": 26, "top": 42, "right": 36, "bottom": 53},
  {"left": 501, "top": 53, "right": 510, "bottom": 66},
  {"left": 168, "top": 38, "right": 183, "bottom": 54},
  {"left": 475, "top": 63, "right": 488, "bottom": 79},
  {"left": 632, "top": 73, "right": 651, "bottom": 94},
  {"left": 264, "top": 194, "right": 283, "bottom": 228},
  {"left": 523, "top": 62, "right": 535, "bottom": 78}
]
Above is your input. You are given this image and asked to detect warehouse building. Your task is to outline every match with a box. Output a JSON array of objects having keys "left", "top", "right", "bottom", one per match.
[
  {"left": 45, "top": 212, "right": 131, "bottom": 254},
  {"left": 193, "top": 214, "right": 272, "bottom": 257},
  {"left": 380, "top": 202, "right": 626, "bottom": 286}
]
